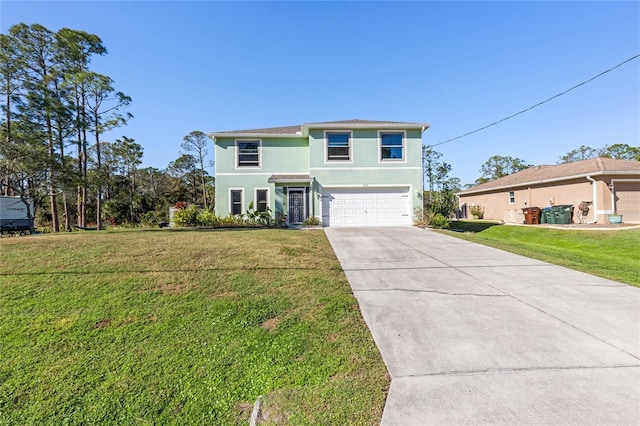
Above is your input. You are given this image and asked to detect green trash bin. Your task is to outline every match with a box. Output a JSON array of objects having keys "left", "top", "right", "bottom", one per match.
[
  {"left": 554, "top": 205, "right": 574, "bottom": 224},
  {"left": 546, "top": 207, "right": 556, "bottom": 224},
  {"left": 540, "top": 207, "right": 550, "bottom": 224}
]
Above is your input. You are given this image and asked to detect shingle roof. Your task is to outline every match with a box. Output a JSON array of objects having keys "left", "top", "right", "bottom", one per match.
[
  {"left": 214, "top": 124, "right": 302, "bottom": 135},
  {"left": 307, "top": 119, "right": 423, "bottom": 125},
  {"left": 459, "top": 157, "right": 640, "bottom": 194},
  {"left": 211, "top": 119, "right": 429, "bottom": 136}
]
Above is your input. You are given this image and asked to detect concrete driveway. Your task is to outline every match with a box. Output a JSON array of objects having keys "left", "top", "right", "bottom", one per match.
[{"left": 324, "top": 227, "right": 640, "bottom": 425}]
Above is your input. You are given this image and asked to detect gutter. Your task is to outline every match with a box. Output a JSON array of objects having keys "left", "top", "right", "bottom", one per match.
[
  {"left": 209, "top": 132, "right": 303, "bottom": 140},
  {"left": 586, "top": 175, "right": 597, "bottom": 224}
]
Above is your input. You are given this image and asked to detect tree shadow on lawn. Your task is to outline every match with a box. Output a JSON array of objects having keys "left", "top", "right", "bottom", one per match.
[{"left": 448, "top": 220, "right": 502, "bottom": 233}]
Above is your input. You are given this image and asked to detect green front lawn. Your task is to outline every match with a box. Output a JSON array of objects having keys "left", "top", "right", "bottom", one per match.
[
  {"left": 0, "top": 229, "right": 388, "bottom": 425},
  {"left": 442, "top": 223, "right": 640, "bottom": 287}
]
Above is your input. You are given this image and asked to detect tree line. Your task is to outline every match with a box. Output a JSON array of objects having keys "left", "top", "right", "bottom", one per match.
[{"left": 1, "top": 24, "right": 213, "bottom": 232}]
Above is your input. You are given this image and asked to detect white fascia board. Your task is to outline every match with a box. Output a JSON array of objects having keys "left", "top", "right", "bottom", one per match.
[
  {"left": 302, "top": 122, "right": 430, "bottom": 134},
  {"left": 210, "top": 132, "right": 302, "bottom": 141},
  {"left": 457, "top": 170, "right": 640, "bottom": 196}
]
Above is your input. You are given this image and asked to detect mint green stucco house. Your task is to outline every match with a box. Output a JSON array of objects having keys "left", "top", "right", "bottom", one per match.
[{"left": 210, "top": 119, "right": 430, "bottom": 226}]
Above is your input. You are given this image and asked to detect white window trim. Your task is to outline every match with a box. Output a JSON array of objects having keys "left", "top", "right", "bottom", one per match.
[
  {"left": 324, "top": 130, "right": 353, "bottom": 164},
  {"left": 508, "top": 191, "right": 515, "bottom": 204},
  {"left": 235, "top": 139, "right": 262, "bottom": 169},
  {"left": 254, "top": 187, "right": 270, "bottom": 212},
  {"left": 229, "top": 187, "right": 244, "bottom": 215},
  {"left": 378, "top": 130, "right": 406, "bottom": 163}
]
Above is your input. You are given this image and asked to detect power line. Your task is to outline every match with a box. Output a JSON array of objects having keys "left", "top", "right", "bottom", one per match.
[{"left": 427, "top": 54, "right": 640, "bottom": 148}]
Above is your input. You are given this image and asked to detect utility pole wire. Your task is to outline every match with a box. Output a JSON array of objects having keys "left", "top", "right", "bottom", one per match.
[{"left": 427, "top": 54, "right": 640, "bottom": 149}]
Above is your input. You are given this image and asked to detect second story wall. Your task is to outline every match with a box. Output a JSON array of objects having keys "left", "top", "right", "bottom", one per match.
[
  {"left": 214, "top": 136, "right": 309, "bottom": 175},
  {"left": 308, "top": 128, "right": 423, "bottom": 170}
]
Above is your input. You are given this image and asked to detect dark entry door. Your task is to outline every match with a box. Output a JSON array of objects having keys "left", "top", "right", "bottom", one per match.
[{"left": 288, "top": 189, "right": 306, "bottom": 223}]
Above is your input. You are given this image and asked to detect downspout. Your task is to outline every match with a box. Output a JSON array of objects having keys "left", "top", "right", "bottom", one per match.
[
  {"left": 586, "top": 175, "right": 597, "bottom": 224},
  {"left": 609, "top": 180, "right": 616, "bottom": 214}
]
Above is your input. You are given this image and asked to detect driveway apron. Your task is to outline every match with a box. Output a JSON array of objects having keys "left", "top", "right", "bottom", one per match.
[{"left": 324, "top": 227, "right": 640, "bottom": 425}]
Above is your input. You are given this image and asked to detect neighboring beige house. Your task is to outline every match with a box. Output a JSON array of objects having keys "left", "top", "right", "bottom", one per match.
[{"left": 457, "top": 158, "right": 640, "bottom": 224}]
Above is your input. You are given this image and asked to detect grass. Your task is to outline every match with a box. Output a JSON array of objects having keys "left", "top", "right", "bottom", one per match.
[
  {"left": 441, "top": 222, "right": 640, "bottom": 287},
  {"left": 0, "top": 228, "right": 388, "bottom": 425}
]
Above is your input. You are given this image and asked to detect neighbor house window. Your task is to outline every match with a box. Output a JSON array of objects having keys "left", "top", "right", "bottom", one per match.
[
  {"left": 256, "top": 189, "right": 268, "bottom": 212},
  {"left": 326, "top": 132, "right": 350, "bottom": 161},
  {"left": 509, "top": 191, "right": 515, "bottom": 204},
  {"left": 230, "top": 189, "right": 243, "bottom": 215},
  {"left": 380, "top": 132, "right": 404, "bottom": 160},
  {"left": 237, "top": 140, "right": 260, "bottom": 167}
]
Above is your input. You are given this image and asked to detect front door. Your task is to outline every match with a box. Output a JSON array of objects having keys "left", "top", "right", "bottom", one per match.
[{"left": 288, "top": 188, "right": 306, "bottom": 224}]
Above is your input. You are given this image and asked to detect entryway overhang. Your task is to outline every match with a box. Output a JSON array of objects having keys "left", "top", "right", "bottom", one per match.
[{"left": 267, "top": 174, "right": 313, "bottom": 184}]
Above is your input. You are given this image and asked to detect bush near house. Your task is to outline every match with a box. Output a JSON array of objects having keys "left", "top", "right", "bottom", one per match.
[
  {"left": 172, "top": 203, "right": 274, "bottom": 227},
  {"left": 469, "top": 205, "right": 484, "bottom": 219},
  {"left": 430, "top": 213, "right": 450, "bottom": 229}
]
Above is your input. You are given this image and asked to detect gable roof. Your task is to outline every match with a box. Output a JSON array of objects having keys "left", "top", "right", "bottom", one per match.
[
  {"left": 210, "top": 119, "right": 430, "bottom": 139},
  {"left": 459, "top": 157, "right": 640, "bottom": 195}
]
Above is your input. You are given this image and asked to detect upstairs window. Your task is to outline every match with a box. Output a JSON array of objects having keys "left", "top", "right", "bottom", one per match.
[
  {"left": 237, "top": 140, "right": 260, "bottom": 167},
  {"left": 380, "top": 132, "right": 404, "bottom": 160},
  {"left": 327, "top": 132, "right": 351, "bottom": 161},
  {"left": 509, "top": 191, "right": 515, "bottom": 204}
]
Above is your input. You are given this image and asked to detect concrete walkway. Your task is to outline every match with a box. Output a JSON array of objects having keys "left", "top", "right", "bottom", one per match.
[{"left": 324, "top": 227, "right": 640, "bottom": 425}]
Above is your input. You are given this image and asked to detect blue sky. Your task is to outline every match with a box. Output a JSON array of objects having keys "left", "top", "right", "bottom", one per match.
[{"left": 2, "top": 1, "right": 639, "bottom": 186}]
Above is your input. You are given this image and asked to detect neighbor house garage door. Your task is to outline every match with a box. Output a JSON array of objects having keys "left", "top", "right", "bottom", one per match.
[
  {"left": 616, "top": 182, "right": 640, "bottom": 222},
  {"left": 322, "top": 188, "right": 411, "bottom": 227}
]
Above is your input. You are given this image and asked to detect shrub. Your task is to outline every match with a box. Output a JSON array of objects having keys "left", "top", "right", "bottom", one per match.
[
  {"left": 424, "top": 190, "right": 457, "bottom": 219},
  {"left": 171, "top": 203, "right": 277, "bottom": 228},
  {"left": 430, "top": 213, "right": 450, "bottom": 229},
  {"left": 303, "top": 216, "right": 322, "bottom": 227},
  {"left": 196, "top": 210, "right": 217, "bottom": 227},
  {"left": 469, "top": 205, "right": 484, "bottom": 219},
  {"left": 245, "top": 203, "right": 275, "bottom": 226},
  {"left": 172, "top": 205, "right": 199, "bottom": 226},
  {"left": 141, "top": 211, "right": 160, "bottom": 225},
  {"left": 218, "top": 215, "right": 246, "bottom": 226}
]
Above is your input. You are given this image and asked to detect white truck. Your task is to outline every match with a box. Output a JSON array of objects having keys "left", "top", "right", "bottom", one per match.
[{"left": 0, "top": 196, "right": 34, "bottom": 235}]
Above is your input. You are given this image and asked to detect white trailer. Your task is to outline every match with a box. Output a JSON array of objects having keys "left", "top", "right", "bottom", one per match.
[{"left": 0, "top": 196, "right": 34, "bottom": 235}]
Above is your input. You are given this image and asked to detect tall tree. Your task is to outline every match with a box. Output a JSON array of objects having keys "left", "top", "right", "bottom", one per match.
[
  {"left": 181, "top": 130, "right": 211, "bottom": 209},
  {"left": 1, "top": 23, "right": 131, "bottom": 231},
  {"left": 56, "top": 28, "right": 107, "bottom": 227},
  {"left": 476, "top": 155, "right": 532, "bottom": 184},
  {"left": 598, "top": 143, "right": 640, "bottom": 161},
  {"left": 114, "top": 136, "right": 142, "bottom": 222},
  {"left": 0, "top": 33, "right": 22, "bottom": 195},
  {"left": 168, "top": 153, "right": 199, "bottom": 204},
  {"left": 137, "top": 166, "right": 172, "bottom": 216},
  {"left": 422, "top": 147, "right": 442, "bottom": 199},
  {"left": 10, "top": 24, "right": 62, "bottom": 231},
  {"left": 558, "top": 145, "right": 597, "bottom": 164},
  {"left": 421, "top": 147, "right": 458, "bottom": 219},
  {"left": 84, "top": 72, "right": 131, "bottom": 229}
]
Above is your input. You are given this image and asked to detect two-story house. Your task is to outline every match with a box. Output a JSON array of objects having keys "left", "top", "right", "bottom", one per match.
[{"left": 210, "top": 119, "right": 430, "bottom": 226}]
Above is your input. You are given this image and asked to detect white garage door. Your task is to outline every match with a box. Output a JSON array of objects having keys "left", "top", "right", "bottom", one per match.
[
  {"left": 616, "top": 182, "right": 640, "bottom": 222},
  {"left": 322, "top": 188, "right": 411, "bottom": 227}
]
